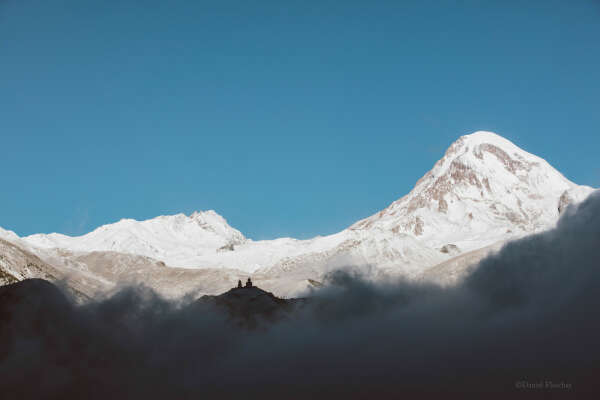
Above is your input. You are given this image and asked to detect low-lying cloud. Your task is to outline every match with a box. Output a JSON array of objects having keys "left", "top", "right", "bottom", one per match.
[{"left": 1, "top": 192, "right": 599, "bottom": 398}]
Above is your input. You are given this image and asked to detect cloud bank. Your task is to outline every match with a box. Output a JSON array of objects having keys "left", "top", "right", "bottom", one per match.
[{"left": 1, "top": 192, "right": 599, "bottom": 398}]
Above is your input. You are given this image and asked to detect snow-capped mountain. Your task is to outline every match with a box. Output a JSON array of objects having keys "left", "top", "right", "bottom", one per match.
[
  {"left": 1, "top": 131, "right": 595, "bottom": 297},
  {"left": 351, "top": 131, "right": 593, "bottom": 251},
  {"left": 24, "top": 210, "right": 247, "bottom": 268},
  {"left": 255, "top": 131, "right": 594, "bottom": 281}
]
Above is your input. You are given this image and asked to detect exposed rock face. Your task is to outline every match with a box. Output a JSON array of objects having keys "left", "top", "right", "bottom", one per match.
[
  {"left": 217, "top": 243, "right": 235, "bottom": 252},
  {"left": 440, "top": 244, "right": 460, "bottom": 255},
  {"left": 0, "top": 239, "right": 58, "bottom": 284},
  {"left": 351, "top": 131, "right": 595, "bottom": 252},
  {"left": 558, "top": 190, "right": 572, "bottom": 214},
  {"left": 0, "top": 238, "right": 95, "bottom": 300}
]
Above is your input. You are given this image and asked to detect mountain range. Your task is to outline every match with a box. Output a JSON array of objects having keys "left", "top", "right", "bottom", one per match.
[{"left": 0, "top": 131, "right": 595, "bottom": 298}]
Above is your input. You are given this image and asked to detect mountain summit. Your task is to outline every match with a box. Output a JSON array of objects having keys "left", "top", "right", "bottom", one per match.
[
  {"left": 23, "top": 210, "right": 247, "bottom": 268},
  {"left": 352, "top": 131, "right": 593, "bottom": 249}
]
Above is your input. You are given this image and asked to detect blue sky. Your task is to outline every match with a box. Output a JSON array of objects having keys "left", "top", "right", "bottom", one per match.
[{"left": 1, "top": 0, "right": 599, "bottom": 239}]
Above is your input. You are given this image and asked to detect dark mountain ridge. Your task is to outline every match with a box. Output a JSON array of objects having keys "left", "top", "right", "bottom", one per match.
[{"left": 199, "top": 280, "right": 307, "bottom": 327}]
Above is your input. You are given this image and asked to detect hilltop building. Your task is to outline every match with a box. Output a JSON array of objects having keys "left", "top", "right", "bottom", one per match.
[{"left": 235, "top": 278, "right": 253, "bottom": 289}]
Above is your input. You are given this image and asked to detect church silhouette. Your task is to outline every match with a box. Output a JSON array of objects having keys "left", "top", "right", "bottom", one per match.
[{"left": 237, "top": 277, "right": 253, "bottom": 288}]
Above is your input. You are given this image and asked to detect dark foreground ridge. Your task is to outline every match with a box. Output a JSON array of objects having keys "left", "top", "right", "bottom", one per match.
[
  {"left": 198, "top": 278, "right": 307, "bottom": 327},
  {"left": 0, "top": 279, "right": 72, "bottom": 339},
  {"left": 0, "top": 277, "right": 305, "bottom": 334}
]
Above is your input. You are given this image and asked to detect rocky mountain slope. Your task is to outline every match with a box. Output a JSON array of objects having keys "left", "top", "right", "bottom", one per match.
[
  {"left": 0, "top": 131, "right": 595, "bottom": 297},
  {"left": 351, "top": 131, "right": 591, "bottom": 249},
  {"left": 0, "top": 238, "right": 106, "bottom": 300}
]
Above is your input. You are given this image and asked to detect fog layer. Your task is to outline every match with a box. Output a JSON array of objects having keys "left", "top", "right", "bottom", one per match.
[{"left": 1, "top": 193, "right": 599, "bottom": 398}]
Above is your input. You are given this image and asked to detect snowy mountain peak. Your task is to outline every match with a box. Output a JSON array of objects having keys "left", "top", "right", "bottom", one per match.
[
  {"left": 432, "top": 131, "right": 549, "bottom": 180},
  {"left": 22, "top": 210, "right": 247, "bottom": 267},
  {"left": 461, "top": 130, "right": 523, "bottom": 148},
  {"left": 351, "top": 131, "right": 594, "bottom": 251}
]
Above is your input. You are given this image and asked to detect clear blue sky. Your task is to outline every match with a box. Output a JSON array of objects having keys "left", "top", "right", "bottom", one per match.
[{"left": 1, "top": 0, "right": 599, "bottom": 239}]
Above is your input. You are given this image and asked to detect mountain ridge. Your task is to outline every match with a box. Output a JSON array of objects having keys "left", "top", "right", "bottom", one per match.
[{"left": 0, "top": 131, "right": 595, "bottom": 297}]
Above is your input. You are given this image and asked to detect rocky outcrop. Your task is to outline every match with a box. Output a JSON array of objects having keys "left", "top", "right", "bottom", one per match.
[{"left": 439, "top": 244, "right": 460, "bottom": 255}]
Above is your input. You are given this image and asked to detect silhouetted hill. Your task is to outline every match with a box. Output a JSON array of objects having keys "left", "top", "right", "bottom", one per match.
[
  {"left": 0, "top": 279, "right": 74, "bottom": 361},
  {"left": 0, "top": 278, "right": 71, "bottom": 320},
  {"left": 198, "top": 285, "right": 306, "bottom": 327}
]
